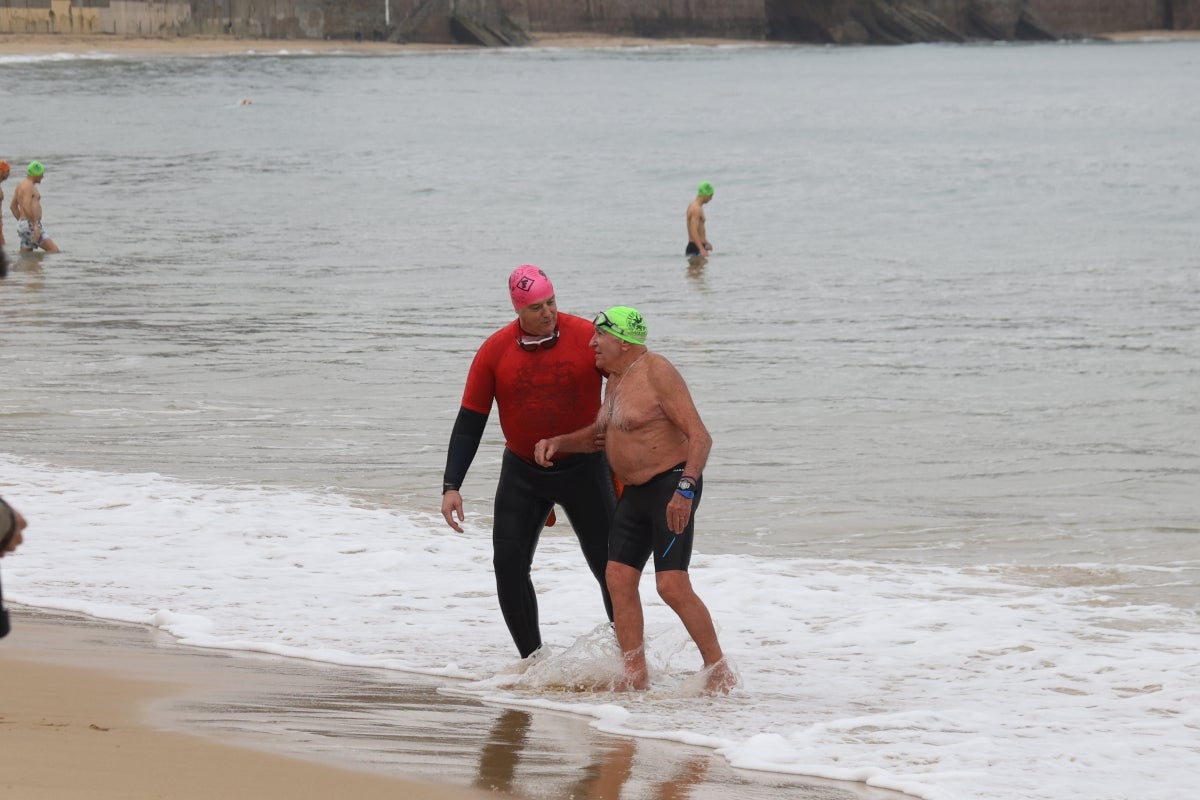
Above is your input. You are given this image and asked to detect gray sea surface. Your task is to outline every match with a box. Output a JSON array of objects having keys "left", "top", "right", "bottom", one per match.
[{"left": 1, "top": 39, "right": 1198, "bottom": 607}]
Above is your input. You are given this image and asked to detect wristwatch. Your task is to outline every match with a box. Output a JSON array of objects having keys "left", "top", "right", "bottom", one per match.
[{"left": 675, "top": 478, "right": 695, "bottom": 500}]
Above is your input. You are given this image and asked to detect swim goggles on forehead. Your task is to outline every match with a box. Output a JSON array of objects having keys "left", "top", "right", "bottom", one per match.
[
  {"left": 592, "top": 311, "right": 629, "bottom": 338},
  {"left": 516, "top": 329, "right": 560, "bottom": 352}
]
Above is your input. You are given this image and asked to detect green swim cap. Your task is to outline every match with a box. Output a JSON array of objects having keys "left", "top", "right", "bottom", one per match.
[
  {"left": 27, "top": 161, "right": 44, "bottom": 177},
  {"left": 594, "top": 306, "right": 648, "bottom": 346},
  {"left": 697, "top": 181, "right": 714, "bottom": 197}
]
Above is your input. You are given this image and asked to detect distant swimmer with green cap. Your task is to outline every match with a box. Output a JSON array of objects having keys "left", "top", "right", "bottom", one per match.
[
  {"left": 534, "top": 305, "right": 738, "bottom": 696},
  {"left": 10, "top": 160, "right": 59, "bottom": 253},
  {"left": 686, "top": 181, "right": 714, "bottom": 259}
]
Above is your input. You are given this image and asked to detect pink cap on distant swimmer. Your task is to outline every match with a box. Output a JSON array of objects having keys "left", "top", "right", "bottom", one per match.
[{"left": 509, "top": 265, "right": 555, "bottom": 311}]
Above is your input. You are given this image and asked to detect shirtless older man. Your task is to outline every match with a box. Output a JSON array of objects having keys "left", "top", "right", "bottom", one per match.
[
  {"left": 10, "top": 161, "right": 60, "bottom": 253},
  {"left": 534, "top": 306, "right": 736, "bottom": 694}
]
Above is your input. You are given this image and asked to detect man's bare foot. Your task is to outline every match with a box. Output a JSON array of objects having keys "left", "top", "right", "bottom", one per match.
[
  {"left": 613, "top": 649, "right": 649, "bottom": 691},
  {"left": 612, "top": 668, "right": 650, "bottom": 691},
  {"left": 702, "top": 658, "right": 738, "bottom": 695},
  {"left": 614, "top": 671, "right": 652, "bottom": 690}
]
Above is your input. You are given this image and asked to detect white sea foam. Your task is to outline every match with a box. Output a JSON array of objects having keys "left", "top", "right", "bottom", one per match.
[
  {"left": 3, "top": 455, "right": 1195, "bottom": 800},
  {"left": 0, "top": 52, "right": 116, "bottom": 65}
]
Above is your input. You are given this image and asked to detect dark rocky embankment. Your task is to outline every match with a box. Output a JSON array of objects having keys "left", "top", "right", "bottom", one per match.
[
  {"left": 381, "top": 0, "right": 1200, "bottom": 45},
  {"left": 765, "top": 0, "right": 1199, "bottom": 44}
]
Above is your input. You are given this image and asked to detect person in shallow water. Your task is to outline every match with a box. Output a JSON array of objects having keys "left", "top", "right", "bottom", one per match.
[
  {"left": 534, "top": 306, "right": 737, "bottom": 695},
  {"left": 685, "top": 181, "right": 714, "bottom": 258},
  {"left": 10, "top": 161, "right": 60, "bottom": 253},
  {"left": 439, "top": 265, "right": 616, "bottom": 662}
]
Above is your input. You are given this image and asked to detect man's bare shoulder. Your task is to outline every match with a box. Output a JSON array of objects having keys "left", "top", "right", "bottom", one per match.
[{"left": 643, "top": 352, "right": 687, "bottom": 389}]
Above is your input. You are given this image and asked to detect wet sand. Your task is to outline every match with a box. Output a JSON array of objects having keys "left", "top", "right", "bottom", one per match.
[
  {"left": 1, "top": 607, "right": 908, "bottom": 800},
  {"left": 0, "top": 607, "right": 498, "bottom": 800}
]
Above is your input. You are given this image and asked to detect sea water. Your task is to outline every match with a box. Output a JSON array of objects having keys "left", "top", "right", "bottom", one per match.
[{"left": 1, "top": 40, "right": 1197, "bottom": 800}]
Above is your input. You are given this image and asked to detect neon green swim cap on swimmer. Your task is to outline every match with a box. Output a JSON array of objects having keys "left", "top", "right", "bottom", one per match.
[
  {"left": 27, "top": 161, "right": 44, "bottom": 177},
  {"left": 697, "top": 181, "right": 714, "bottom": 197},
  {"left": 594, "top": 306, "right": 648, "bottom": 346}
]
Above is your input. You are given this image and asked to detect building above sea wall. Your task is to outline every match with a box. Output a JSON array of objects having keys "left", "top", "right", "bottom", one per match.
[{"left": 0, "top": 0, "right": 1195, "bottom": 42}]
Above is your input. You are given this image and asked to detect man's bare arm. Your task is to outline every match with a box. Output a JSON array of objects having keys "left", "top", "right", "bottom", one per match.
[
  {"left": 651, "top": 359, "right": 712, "bottom": 480},
  {"left": 647, "top": 359, "right": 711, "bottom": 533},
  {"left": 533, "top": 422, "right": 603, "bottom": 467}
]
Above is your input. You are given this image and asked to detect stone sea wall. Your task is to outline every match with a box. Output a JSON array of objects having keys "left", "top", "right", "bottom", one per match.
[{"left": 0, "top": 0, "right": 1195, "bottom": 42}]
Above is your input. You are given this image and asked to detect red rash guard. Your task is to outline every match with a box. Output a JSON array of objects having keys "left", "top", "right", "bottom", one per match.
[{"left": 460, "top": 313, "right": 602, "bottom": 462}]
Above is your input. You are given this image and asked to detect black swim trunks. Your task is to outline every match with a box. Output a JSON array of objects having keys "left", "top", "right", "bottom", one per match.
[
  {"left": 609, "top": 463, "right": 702, "bottom": 573},
  {"left": 686, "top": 241, "right": 701, "bottom": 256}
]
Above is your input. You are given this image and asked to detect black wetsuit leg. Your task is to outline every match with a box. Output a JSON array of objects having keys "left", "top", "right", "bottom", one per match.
[
  {"left": 493, "top": 451, "right": 554, "bottom": 658},
  {"left": 552, "top": 452, "right": 617, "bottom": 622},
  {"left": 492, "top": 450, "right": 616, "bottom": 658}
]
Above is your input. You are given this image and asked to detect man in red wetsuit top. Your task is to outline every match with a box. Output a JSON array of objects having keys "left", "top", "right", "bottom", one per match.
[{"left": 440, "top": 265, "right": 615, "bottom": 662}]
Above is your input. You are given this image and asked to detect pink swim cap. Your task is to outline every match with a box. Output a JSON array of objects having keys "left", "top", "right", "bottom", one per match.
[{"left": 509, "top": 265, "right": 555, "bottom": 311}]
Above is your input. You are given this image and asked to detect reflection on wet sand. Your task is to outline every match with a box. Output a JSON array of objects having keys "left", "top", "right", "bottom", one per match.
[
  {"left": 474, "top": 708, "right": 529, "bottom": 794},
  {"left": 568, "top": 735, "right": 710, "bottom": 800},
  {"left": 188, "top": 669, "right": 910, "bottom": 800},
  {"left": 475, "top": 708, "right": 711, "bottom": 799}
]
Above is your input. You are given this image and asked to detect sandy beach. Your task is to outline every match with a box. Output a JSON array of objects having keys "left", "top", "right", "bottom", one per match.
[
  {"left": 0, "top": 31, "right": 769, "bottom": 58},
  {"left": 0, "top": 32, "right": 450, "bottom": 56},
  {"left": 0, "top": 607, "right": 503, "bottom": 800},
  {"left": 0, "top": 28, "right": 1196, "bottom": 59},
  {"left": 0, "top": 607, "right": 905, "bottom": 800}
]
